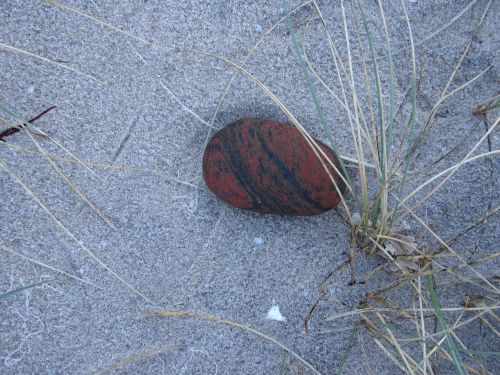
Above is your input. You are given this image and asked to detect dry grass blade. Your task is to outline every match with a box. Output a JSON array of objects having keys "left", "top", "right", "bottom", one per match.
[
  {"left": 1, "top": 142, "right": 200, "bottom": 189},
  {"left": 159, "top": 79, "right": 217, "bottom": 130},
  {"left": 0, "top": 243, "right": 104, "bottom": 291},
  {"left": 359, "top": 333, "right": 375, "bottom": 375},
  {"left": 399, "top": 91, "right": 497, "bottom": 224},
  {"left": 94, "top": 343, "right": 185, "bottom": 374},
  {"left": 207, "top": 0, "right": 313, "bottom": 128},
  {"left": 415, "top": 274, "right": 429, "bottom": 374},
  {"left": 0, "top": 42, "right": 136, "bottom": 103},
  {"left": 22, "top": 126, "right": 116, "bottom": 228},
  {"left": 375, "top": 312, "right": 417, "bottom": 374},
  {"left": 326, "top": 305, "right": 498, "bottom": 322},
  {"left": 446, "top": 205, "right": 499, "bottom": 247},
  {"left": 0, "top": 159, "right": 155, "bottom": 305},
  {"left": 24, "top": 123, "right": 106, "bottom": 184},
  {"left": 175, "top": 48, "right": 353, "bottom": 220},
  {"left": 354, "top": 0, "right": 479, "bottom": 64},
  {"left": 43, "top": 0, "right": 153, "bottom": 45},
  {"left": 473, "top": 93, "right": 500, "bottom": 116},
  {"left": 145, "top": 310, "right": 322, "bottom": 375},
  {"left": 397, "top": 137, "right": 499, "bottom": 223},
  {"left": 0, "top": 104, "right": 116, "bottom": 228},
  {"left": 410, "top": 0, "right": 492, "bottom": 155},
  {"left": 372, "top": 337, "right": 408, "bottom": 374},
  {"left": 0, "top": 104, "right": 104, "bottom": 184},
  {"left": 396, "top": 197, "right": 499, "bottom": 294},
  {"left": 418, "top": 292, "right": 478, "bottom": 373},
  {"left": 400, "top": 305, "right": 498, "bottom": 344}
]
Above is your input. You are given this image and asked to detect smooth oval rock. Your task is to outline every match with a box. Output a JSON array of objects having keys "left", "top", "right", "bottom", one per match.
[{"left": 203, "top": 118, "right": 346, "bottom": 216}]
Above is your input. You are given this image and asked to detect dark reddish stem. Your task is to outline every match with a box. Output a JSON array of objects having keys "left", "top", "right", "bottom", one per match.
[{"left": 0, "top": 106, "right": 57, "bottom": 142}]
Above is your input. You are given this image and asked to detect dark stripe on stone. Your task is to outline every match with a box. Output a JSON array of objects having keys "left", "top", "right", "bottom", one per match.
[
  {"left": 218, "top": 126, "right": 278, "bottom": 213},
  {"left": 256, "top": 132, "right": 325, "bottom": 212}
]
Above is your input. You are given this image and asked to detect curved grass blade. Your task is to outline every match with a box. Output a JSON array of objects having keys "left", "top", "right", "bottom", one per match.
[
  {"left": 146, "top": 310, "right": 322, "bottom": 375},
  {"left": 427, "top": 275, "right": 466, "bottom": 375},
  {"left": 0, "top": 279, "right": 55, "bottom": 300},
  {"left": 0, "top": 159, "right": 155, "bottom": 305},
  {"left": 336, "top": 323, "right": 359, "bottom": 375},
  {"left": 392, "top": 0, "right": 417, "bottom": 221},
  {"left": 175, "top": 48, "right": 353, "bottom": 219},
  {"left": 355, "top": 0, "right": 387, "bottom": 227},
  {"left": 283, "top": 1, "right": 355, "bottom": 203},
  {"left": 43, "top": 0, "right": 153, "bottom": 45}
]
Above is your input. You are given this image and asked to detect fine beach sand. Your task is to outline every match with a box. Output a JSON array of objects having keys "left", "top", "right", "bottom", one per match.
[{"left": 1, "top": 1, "right": 498, "bottom": 374}]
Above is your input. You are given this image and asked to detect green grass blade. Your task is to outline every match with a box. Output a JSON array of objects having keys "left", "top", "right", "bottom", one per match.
[
  {"left": 356, "top": 1, "right": 385, "bottom": 226},
  {"left": 337, "top": 323, "right": 359, "bottom": 375},
  {"left": 427, "top": 275, "right": 466, "bottom": 375},
  {"left": 377, "top": 1, "right": 396, "bottom": 181},
  {"left": 0, "top": 279, "right": 55, "bottom": 300},
  {"left": 393, "top": 0, "right": 418, "bottom": 221},
  {"left": 283, "top": 2, "right": 356, "bottom": 201}
]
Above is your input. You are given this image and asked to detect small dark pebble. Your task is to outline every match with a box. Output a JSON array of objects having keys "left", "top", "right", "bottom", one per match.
[{"left": 203, "top": 118, "right": 346, "bottom": 216}]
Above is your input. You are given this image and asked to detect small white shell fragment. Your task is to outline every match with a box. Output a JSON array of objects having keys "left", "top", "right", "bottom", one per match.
[
  {"left": 254, "top": 236, "right": 264, "bottom": 245},
  {"left": 352, "top": 212, "right": 362, "bottom": 226},
  {"left": 265, "top": 302, "right": 286, "bottom": 322}
]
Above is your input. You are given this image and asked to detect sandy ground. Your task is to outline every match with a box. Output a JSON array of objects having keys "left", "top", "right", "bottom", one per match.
[{"left": 1, "top": 0, "right": 498, "bottom": 374}]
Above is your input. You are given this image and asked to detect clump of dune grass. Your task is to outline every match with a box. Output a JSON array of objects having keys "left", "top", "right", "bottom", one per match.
[
  {"left": 281, "top": 1, "right": 499, "bottom": 374},
  {"left": 1, "top": 0, "right": 498, "bottom": 374}
]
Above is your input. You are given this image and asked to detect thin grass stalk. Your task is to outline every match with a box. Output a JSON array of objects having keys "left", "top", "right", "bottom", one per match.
[
  {"left": 395, "top": 197, "right": 499, "bottom": 294},
  {"left": 392, "top": 0, "right": 418, "bottom": 221},
  {"left": 0, "top": 159, "right": 155, "bottom": 304},
  {"left": 338, "top": 0, "right": 370, "bottom": 220},
  {"left": 336, "top": 322, "right": 359, "bottom": 375},
  {"left": 376, "top": 0, "right": 396, "bottom": 226},
  {"left": 355, "top": 0, "right": 386, "bottom": 229},
  {"left": 375, "top": 312, "right": 416, "bottom": 373},
  {"left": 181, "top": 49, "right": 353, "bottom": 219},
  {"left": 0, "top": 244, "right": 104, "bottom": 290},
  {"left": 427, "top": 275, "right": 466, "bottom": 375},
  {"left": 0, "top": 279, "right": 55, "bottom": 300},
  {"left": 0, "top": 42, "right": 135, "bottom": 103},
  {"left": 43, "top": 0, "right": 153, "bottom": 45},
  {"left": 1, "top": 141, "right": 200, "bottom": 189},
  {"left": 146, "top": 310, "right": 322, "bottom": 375},
  {"left": 371, "top": 336, "right": 409, "bottom": 374},
  {"left": 283, "top": 2, "right": 355, "bottom": 203},
  {"left": 410, "top": 0, "right": 492, "bottom": 157},
  {"left": 311, "top": 0, "right": 374, "bottom": 224},
  {"left": 397, "top": 116, "right": 498, "bottom": 224},
  {"left": 207, "top": 0, "right": 313, "bottom": 128},
  {"left": 416, "top": 274, "right": 428, "bottom": 374},
  {"left": 0, "top": 105, "right": 115, "bottom": 228}
]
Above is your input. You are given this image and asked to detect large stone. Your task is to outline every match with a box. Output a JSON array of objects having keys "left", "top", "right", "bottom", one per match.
[{"left": 202, "top": 118, "right": 346, "bottom": 216}]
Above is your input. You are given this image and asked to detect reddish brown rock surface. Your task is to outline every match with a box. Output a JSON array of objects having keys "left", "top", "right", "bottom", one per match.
[{"left": 202, "top": 118, "right": 346, "bottom": 216}]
